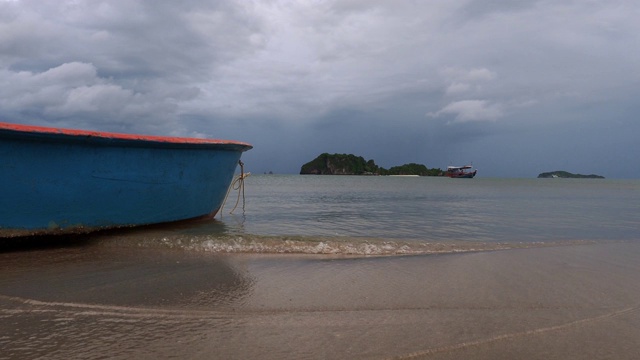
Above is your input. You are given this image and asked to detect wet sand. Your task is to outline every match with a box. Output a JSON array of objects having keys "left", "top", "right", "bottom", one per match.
[{"left": 2, "top": 240, "right": 640, "bottom": 359}]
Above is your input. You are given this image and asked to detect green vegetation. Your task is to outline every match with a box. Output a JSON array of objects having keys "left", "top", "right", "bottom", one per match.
[
  {"left": 384, "top": 163, "right": 443, "bottom": 176},
  {"left": 300, "top": 153, "right": 443, "bottom": 176},
  {"left": 299, "top": 153, "right": 379, "bottom": 175},
  {"left": 537, "top": 171, "right": 604, "bottom": 179}
]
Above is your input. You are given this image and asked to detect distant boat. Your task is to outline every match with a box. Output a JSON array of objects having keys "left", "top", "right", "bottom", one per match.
[
  {"left": 0, "top": 122, "right": 252, "bottom": 237},
  {"left": 446, "top": 165, "right": 477, "bottom": 178}
]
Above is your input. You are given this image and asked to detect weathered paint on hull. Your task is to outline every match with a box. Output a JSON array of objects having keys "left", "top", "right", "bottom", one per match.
[{"left": 0, "top": 122, "right": 252, "bottom": 237}]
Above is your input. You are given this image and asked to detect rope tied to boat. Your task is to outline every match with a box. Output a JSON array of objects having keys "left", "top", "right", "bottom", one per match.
[{"left": 220, "top": 160, "right": 250, "bottom": 216}]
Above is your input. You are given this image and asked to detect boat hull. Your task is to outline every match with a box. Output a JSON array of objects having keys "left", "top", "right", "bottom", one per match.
[
  {"left": 0, "top": 123, "right": 252, "bottom": 237},
  {"left": 446, "top": 170, "right": 477, "bottom": 178}
]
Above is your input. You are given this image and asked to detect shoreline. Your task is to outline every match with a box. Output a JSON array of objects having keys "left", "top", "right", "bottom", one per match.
[
  {"left": 2, "top": 241, "right": 640, "bottom": 359},
  {"left": 0, "top": 230, "right": 609, "bottom": 257},
  {"left": 89, "top": 232, "right": 605, "bottom": 256}
]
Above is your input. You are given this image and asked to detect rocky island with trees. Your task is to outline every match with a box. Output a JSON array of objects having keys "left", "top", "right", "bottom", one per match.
[
  {"left": 300, "top": 153, "right": 443, "bottom": 176},
  {"left": 537, "top": 171, "right": 604, "bottom": 179}
]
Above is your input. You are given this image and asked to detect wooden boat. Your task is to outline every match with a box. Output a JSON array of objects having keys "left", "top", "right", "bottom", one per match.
[
  {"left": 446, "top": 165, "right": 477, "bottom": 178},
  {"left": 0, "top": 122, "right": 252, "bottom": 237}
]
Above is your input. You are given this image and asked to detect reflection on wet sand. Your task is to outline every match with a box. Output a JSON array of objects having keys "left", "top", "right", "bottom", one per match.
[{"left": 2, "top": 240, "right": 640, "bottom": 359}]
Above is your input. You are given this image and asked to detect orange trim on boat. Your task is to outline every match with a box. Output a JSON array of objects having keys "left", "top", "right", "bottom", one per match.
[{"left": 0, "top": 122, "right": 252, "bottom": 147}]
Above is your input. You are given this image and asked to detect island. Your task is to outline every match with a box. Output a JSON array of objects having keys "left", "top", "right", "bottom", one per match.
[
  {"left": 300, "top": 153, "right": 443, "bottom": 176},
  {"left": 537, "top": 171, "right": 605, "bottom": 179}
]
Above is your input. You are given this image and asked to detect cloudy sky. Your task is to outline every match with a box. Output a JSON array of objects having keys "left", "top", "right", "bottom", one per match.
[{"left": 1, "top": 0, "right": 639, "bottom": 178}]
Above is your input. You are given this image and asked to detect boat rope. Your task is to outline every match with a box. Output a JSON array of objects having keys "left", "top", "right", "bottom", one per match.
[{"left": 220, "top": 160, "right": 250, "bottom": 216}]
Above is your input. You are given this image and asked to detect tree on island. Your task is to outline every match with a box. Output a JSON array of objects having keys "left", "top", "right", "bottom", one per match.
[
  {"left": 300, "top": 153, "right": 443, "bottom": 176},
  {"left": 384, "top": 163, "right": 443, "bottom": 176}
]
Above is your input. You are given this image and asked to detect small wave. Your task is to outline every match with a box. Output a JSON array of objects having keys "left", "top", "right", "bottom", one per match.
[{"left": 91, "top": 231, "right": 597, "bottom": 256}]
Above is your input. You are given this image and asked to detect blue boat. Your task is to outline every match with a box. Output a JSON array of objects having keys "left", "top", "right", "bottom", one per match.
[{"left": 0, "top": 122, "right": 252, "bottom": 237}]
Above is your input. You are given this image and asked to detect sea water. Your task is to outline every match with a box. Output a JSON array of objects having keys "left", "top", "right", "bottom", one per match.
[
  {"left": 235, "top": 175, "right": 639, "bottom": 242},
  {"left": 3, "top": 175, "right": 640, "bottom": 359},
  {"left": 65, "top": 174, "right": 640, "bottom": 256}
]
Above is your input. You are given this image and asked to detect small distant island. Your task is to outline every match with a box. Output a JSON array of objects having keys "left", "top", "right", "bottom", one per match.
[
  {"left": 537, "top": 171, "right": 604, "bottom": 179},
  {"left": 300, "top": 153, "right": 443, "bottom": 176}
]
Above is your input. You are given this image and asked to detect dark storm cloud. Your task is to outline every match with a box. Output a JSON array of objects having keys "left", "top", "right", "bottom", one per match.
[
  {"left": 0, "top": 0, "right": 262, "bottom": 133},
  {"left": 1, "top": 0, "right": 639, "bottom": 177}
]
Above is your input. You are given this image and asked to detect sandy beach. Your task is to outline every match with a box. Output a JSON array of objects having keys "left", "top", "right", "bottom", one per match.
[{"left": 1, "top": 240, "right": 640, "bottom": 359}]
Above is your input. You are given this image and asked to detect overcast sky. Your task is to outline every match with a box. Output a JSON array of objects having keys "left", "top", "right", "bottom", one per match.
[{"left": 1, "top": 0, "right": 639, "bottom": 178}]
